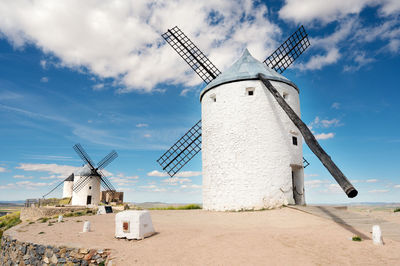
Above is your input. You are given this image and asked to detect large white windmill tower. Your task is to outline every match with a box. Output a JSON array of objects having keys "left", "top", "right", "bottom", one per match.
[
  {"left": 200, "top": 49, "right": 304, "bottom": 210},
  {"left": 157, "top": 26, "right": 358, "bottom": 211}
]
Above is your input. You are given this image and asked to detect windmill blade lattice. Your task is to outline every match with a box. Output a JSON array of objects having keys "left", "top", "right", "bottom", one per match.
[
  {"left": 98, "top": 169, "right": 116, "bottom": 191},
  {"left": 97, "top": 150, "right": 118, "bottom": 170},
  {"left": 264, "top": 25, "right": 310, "bottom": 74},
  {"left": 162, "top": 26, "right": 221, "bottom": 84},
  {"left": 157, "top": 120, "right": 202, "bottom": 177},
  {"left": 73, "top": 143, "right": 96, "bottom": 170}
]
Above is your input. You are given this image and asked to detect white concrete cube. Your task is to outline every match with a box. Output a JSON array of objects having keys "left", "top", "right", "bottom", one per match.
[{"left": 115, "top": 210, "right": 155, "bottom": 240}]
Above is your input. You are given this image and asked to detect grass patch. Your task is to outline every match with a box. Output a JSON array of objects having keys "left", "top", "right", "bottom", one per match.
[
  {"left": 0, "top": 211, "right": 22, "bottom": 244},
  {"left": 394, "top": 208, "right": 400, "bottom": 213},
  {"left": 37, "top": 217, "right": 49, "bottom": 223},
  {"left": 149, "top": 204, "right": 202, "bottom": 210},
  {"left": 64, "top": 209, "right": 94, "bottom": 218},
  {"left": 352, "top": 236, "right": 362, "bottom": 241},
  {"left": 38, "top": 232, "right": 45, "bottom": 234},
  {"left": 28, "top": 221, "right": 35, "bottom": 225},
  {"left": 76, "top": 220, "right": 82, "bottom": 223}
]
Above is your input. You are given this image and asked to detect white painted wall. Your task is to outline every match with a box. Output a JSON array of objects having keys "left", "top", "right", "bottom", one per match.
[
  {"left": 62, "top": 181, "right": 73, "bottom": 198},
  {"left": 71, "top": 175, "right": 101, "bottom": 206},
  {"left": 201, "top": 79, "right": 304, "bottom": 211}
]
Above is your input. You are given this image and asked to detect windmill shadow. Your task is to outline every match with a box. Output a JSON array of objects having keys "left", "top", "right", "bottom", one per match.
[{"left": 316, "top": 206, "right": 370, "bottom": 240}]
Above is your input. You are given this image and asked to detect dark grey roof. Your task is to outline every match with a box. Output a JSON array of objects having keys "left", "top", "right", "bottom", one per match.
[{"left": 65, "top": 173, "right": 74, "bottom": 181}]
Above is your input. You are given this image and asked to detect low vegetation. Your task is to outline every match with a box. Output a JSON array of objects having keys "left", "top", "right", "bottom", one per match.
[
  {"left": 149, "top": 204, "right": 202, "bottom": 210},
  {"left": 394, "top": 208, "right": 400, "bottom": 213},
  {"left": 352, "top": 236, "right": 362, "bottom": 242},
  {"left": 63, "top": 209, "right": 94, "bottom": 217},
  {"left": 0, "top": 211, "right": 22, "bottom": 244}
]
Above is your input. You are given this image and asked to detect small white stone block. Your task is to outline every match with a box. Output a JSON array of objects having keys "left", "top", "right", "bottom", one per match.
[
  {"left": 57, "top": 215, "right": 63, "bottom": 223},
  {"left": 115, "top": 210, "right": 155, "bottom": 240},
  {"left": 83, "top": 221, "right": 91, "bottom": 232},
  {"left": 372, "top": 225, "right": 383, "bottom": 245}
]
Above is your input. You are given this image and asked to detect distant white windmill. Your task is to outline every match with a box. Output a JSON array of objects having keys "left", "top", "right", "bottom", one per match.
[
  {"left": 44, "top": 143, "right": 118, "bottom": 206},
  {"left": 157, "top": 26, "right": 358, "bottom": 211}
]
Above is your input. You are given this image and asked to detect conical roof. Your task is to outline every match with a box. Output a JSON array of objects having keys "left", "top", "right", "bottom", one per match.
[
  {"left": 65, "top": 173, "right": 74, "bottom": 181},
  {"left": 200, "top": 48, "right": 298, "bottom": 101}
]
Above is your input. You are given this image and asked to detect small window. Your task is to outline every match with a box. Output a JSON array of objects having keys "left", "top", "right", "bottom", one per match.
[
  {"left": 283, "top": 92, "right": 289, "bottom": 100},
  {"left": 210, "top": 93, "right": 216, "bottom": 102},
  {"left": 292, "top": 136, "right": 298, "bottom": 146},
  {"left": 89, "top": 186, "right": 92, "bottom": 190},
  {"left": 246, "top": 87, "right": 255, "bottom": 96}
]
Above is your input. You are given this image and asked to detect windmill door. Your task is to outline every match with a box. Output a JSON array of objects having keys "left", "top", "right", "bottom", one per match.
[{"left": 87, "top": 195, "right": 92, "bottom": 205}]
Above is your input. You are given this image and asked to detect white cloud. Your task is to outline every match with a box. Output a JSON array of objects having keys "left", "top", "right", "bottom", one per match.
[
  {"left": 279, "top": 0, "right": 378, "bottom": 24},
  {"left": 331, "top": 102, "right": 340, "bottom": 109},
  {"left": 15, "top": 163, "right": 80, "bottom": 178},
  {"left": 13, "top": 174, "right": 33, "bottom": 179},
  {"left": 147, "top": 170, "right": 168, "bottom": 177},
  {"left": 136, "top": 123, "right": 148, "bottom": 128},
  {"left": 394, "top": 184, "right": 400, "bottom": 188},
  {"left": 0, "top": 166, "right": 6, "bottom": 172},
  {"left": 366, "top": 179, "right": 378, "bottom": 183},
  {"left": 147, "top": 170, "right": 201, "bottom": 178},
  {"left": 0, "top": 0, "right": 281, "bottom": 93},
  {"left": 40, "top": 77, "right": 49, "bottom": 83},
  {"left": 162, "top": 177, "right": 192, "bottom": 184},
  {"left": 143, "top": 133, "right": 151, "bottom": 138},
  {"left": 92, "top": 83, "right": 105, "bottom": 91},
  {"left": 0, "top": 183, "right": 16, "bottom": 190},
  {"left": 315, "top": 132, "right": 335, "bottom": 140},
  {"left": 368, "top": 189, "right": 389, "bottom": 193},
  {"left": 305, "top": 179, "right": 329, "bottom": 188},
  {"left": 343, "top": 51, "right": 375, "bottom": 72},
  {"left": 297, "top": 48, "right": 340, "bottom": 71}
]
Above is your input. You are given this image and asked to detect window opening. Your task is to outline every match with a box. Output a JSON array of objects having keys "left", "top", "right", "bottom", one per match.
[
  {"left": 246, "top": 87, "right": 255, "bottom": 96},
  {"left": 292, "top": 136, "right": 298, "bottom": 146}
]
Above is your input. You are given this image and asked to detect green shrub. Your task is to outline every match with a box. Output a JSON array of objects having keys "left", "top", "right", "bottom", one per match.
[
  {"left": 394, "top": 208, "right": 400, "bottom": 213},
  {"left": 0, "top": 211, "right": 21, "bottom": 244},
  {"left": 352, "top": 236, "right": 362, "bottom": 241},
  {"left": 37, "top": 217, "right": 49, "bottom": 223},
  {"left": 149, "top": 204, "right": 202, "bottom": 210}
]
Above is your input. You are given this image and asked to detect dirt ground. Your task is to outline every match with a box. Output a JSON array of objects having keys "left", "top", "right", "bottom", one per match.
[
  {"left": 7, "top": 208, "right": 400, "bottom": 265},
  {"left": 348, "top": 205, "right": 400, "bottom": 225}
]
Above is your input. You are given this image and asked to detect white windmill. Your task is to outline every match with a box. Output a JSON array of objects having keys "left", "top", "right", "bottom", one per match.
[
  {"left": 70, "top": 143, "right": 118, "bottom": 206},
  {"left": 44, "top": 143, "right": 118, "bottom": 206},
  {"left": 157, "top": 26, "right": 358, "bottom": 211}
]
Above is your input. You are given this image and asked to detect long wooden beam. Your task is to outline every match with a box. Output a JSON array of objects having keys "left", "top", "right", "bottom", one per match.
[{"left": 258, "top": 74, "right": 358, "bottom": 198}]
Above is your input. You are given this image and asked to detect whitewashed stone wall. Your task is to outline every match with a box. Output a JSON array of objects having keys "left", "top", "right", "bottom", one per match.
[
  {"left": 62, "top": 181, "right": 73, "bottom": 198},
  {"left": 71, "top": 176, "right": 101, "bottom": 206},
  {"left": 201, "top": 79, "right": 304, "bottom": 211}
]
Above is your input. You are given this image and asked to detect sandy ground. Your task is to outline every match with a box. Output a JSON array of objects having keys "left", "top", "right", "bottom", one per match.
[
  {"left": 348, "top": 205, "right": 400, "bottom": 225},
  {"left": 7, "top": 208, "right": 400, "bottom": 265}
]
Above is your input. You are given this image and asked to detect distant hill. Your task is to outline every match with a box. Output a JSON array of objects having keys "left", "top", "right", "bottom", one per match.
[{"left": 0, "top": 200, "right": 25, "bottom": 206}]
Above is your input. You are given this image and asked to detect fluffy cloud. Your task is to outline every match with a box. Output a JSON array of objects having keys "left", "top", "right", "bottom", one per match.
[
  {"left": 0, "top": 0, "right": 281, "bottom": 93},
  {"left": 315, "top": 132, "right": 335, "bottom": 140},
  {"left": 366, "top": 179, "right": 378, "bottom": 183},
  {"left": 16, "top": 163, "right": 80, "bottom": 178},
  {"left": 162, "top": 177, "right": 192, "bottom": 184},
  {"left": 136, "top": 123, "right": 148, "bottom": 128},
  {"left": 0, "top": 167, "right": 6, "bottom": 172},
  {"left": 394, "top": 184, "right": 400, "bottom": 188},
  {"left": 13, "top": 174, "right": 33, "bottom": 179},
  {"left": 368, "top": 189, "right": 389, "bottom": 193},
  {"left": 147, "top": 170, "right": 201, "bottom": 178},
  {"left": 279, "top": 0, "right": 377, "bottom": 24},
  {"left": 309, "top": 116, "right": 342, "bottom": 129},
  {"left": 304, "top": 179, "right": 329, "bottom": 188}
]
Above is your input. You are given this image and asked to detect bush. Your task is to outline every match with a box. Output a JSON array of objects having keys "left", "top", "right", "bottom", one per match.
[
  {"left": 394, "top": 208, "right": 400, "bottom": 213},
  {"left": 0, "top": 211, "right": 21, "bottom": 244},
  {"left": 352, "top": 236, "right": 362, "bottom": 241}
]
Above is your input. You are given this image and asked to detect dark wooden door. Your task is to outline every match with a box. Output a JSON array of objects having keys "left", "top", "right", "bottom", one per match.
[{"left": 86, "top": 195, "right": 92, "bottom": 205}]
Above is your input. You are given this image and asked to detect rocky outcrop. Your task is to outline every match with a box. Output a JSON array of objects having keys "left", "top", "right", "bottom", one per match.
[{"left": 0, "top": 235, "right": 111, "bottom": 265}]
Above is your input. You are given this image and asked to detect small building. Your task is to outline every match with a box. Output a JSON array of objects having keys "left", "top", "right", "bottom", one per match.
[{"left": 100, "top": 191, "right": 124, "bottom": 205}]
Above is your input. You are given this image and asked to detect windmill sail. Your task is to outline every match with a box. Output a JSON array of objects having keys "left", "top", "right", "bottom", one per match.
[
  {"left": 162, "top": 26, "right": 221, "bottom": 84},
  {"left": 264, "top": 25, "right": 310, "bottom": 74},
  {"left": 157, "top": 120, "right": 202, "bottom": 177},
  {"left": 258, "top": 73, "right": 357, "bottom": 198}
]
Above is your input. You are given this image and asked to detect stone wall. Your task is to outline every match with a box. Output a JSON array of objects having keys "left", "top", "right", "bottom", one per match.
[
  {"left": 20, "top": 207, "right": 91, "bottom": 221},
  {"left": 0, "top": 234, "right": 110, "bottom": 265}
]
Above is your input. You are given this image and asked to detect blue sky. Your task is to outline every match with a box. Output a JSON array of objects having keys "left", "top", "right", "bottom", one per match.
[{"left": 0, "top": 0, "right": 399, "bottom": 203}]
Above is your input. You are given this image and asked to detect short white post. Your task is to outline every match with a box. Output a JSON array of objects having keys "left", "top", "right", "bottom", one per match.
[
  {"left": 83, "top": 221, "right": 91, "bottom": 232},
  {"left": 372, "top": 225, "right": 383, "bottom": 245},
  {"left": 58, "top": 215, "right": 63, "bottom": 223}
]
